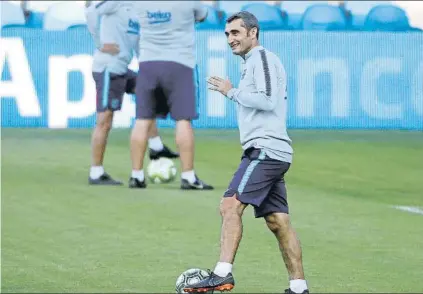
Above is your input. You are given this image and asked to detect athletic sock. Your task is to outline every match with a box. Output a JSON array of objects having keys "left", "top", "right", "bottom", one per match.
[
  {"left": 132, "top": 170, "right": 144, "bottom": 181},
  {"left": 289, "top": 279, "right": 308, "bottom": 293},
  {"left": 181, "top": 170, "right": 196, "bottom": 184},
  {"left": 213, "top": 262, "right": 233, "bottom": 277},
  {"left": 90, "top": 166, "right": 104, "bottom": 179},
  {"left": 148, "top": 136, "right": 164, "bottom": 151}
]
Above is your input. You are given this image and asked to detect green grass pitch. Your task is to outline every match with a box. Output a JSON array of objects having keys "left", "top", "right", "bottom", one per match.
[{"left": 2, "top": 128, "right": 423, "bottom": 293}]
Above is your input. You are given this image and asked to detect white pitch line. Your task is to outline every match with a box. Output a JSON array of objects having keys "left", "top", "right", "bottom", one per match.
[{"left": 393, "top": 206, "right": 423, "bottom": 215}]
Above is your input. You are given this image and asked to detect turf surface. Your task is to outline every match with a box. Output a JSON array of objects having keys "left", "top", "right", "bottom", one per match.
[{"left": 2, "top": 129, "right": 423, "bottom": 293}]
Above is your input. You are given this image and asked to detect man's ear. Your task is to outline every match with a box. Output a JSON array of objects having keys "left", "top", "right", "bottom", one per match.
[{"left": 249, "top": 27, "right": 258, "bottom": 39}]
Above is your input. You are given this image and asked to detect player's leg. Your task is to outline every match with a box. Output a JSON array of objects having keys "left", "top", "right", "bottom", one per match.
[
  {"left": 256, "top": 167, "right": 308, "bottom": 293},
  {"left": 125, "top": 70, "right": 178, "bottom": 160},
  {"left": 128, "top": 62, "right": 159, "bottom": 188},
  {"left": 89, "top": 71, "right": 125, "bottom": 185},
  {"left": 184, "top": 148, "right": 277, "bottom": 293},
  {"left": 91, "top": 110, "right": 113, "bottom": 170},
  {"left": 265, "top": 211, "right": 308, "bottom": 294},
  {"left": 147, "top": 88, "right": 179, "bottom": 160},
  {"left": 164, "top": 63, "right": 213, "bottom": 190}
]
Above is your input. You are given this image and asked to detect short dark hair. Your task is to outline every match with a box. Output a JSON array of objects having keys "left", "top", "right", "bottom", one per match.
[{"left": 226, "top": 11, "right": 260, "bottom": 40}]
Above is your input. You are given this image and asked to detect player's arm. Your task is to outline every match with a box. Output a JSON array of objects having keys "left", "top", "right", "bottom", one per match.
[
  {"left": 85, "top": 5, "right": 102, "bottom": 49},
  {"left": 134, "top": 33, "right": 140, "bottom": 58},
  {"left": 93, "top": 0, "right": 120, "bottom": 15},
  {"left": 194, "top": 1, "right": 208, "bottom": 23},
  {"left": 227, "top": 56, "right": 281, "bottom": 111}
]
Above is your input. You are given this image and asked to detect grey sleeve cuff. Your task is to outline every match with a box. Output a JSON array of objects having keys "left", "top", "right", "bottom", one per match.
[{"left": 227, "top": 88, "right": 238, "bottom": 100}]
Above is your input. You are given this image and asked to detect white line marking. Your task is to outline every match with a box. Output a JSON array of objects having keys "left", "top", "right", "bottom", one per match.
[{"left": 393, "top": 206, "right": 423, "bottom": 215}]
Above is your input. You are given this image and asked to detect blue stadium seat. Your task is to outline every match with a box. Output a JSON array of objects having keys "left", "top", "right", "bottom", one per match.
[
  {"left": 241, "top": 3, "right": 286, "bottom": 30},
  {"left": 301, "top": 4, "right": 348, "bottom": 31},
  {"left": 1, "top": 1, "right": 25, "bottom": 28},
  {"left": 409, "top": 27, "right": 423, "bottom": 32},
  {"left": 67, "top": 24, "right": 88, "bottom": 30},
  {"left": 280, "top": 1, "right": 331, "bottom": 29},
  {"left": 344, "top": 1, "right": 392, "bottom": 29},
  {"left": 196, "top": 5, "right": 224, "bottom": 30},
  {"left": 43, "top": 2, "right": 86, "bottom": 31},
  {"left": 26, "top": 12, "right": 44, "bottom": 28},
  {"left": 2, "top": 24, "right": 27, "bottom": 29},
  {"left": 364, "top": 5, "right": 410, "bottom": 32},
  {"left": 218, "top": 1, "right": 259, "bottom": 15}
]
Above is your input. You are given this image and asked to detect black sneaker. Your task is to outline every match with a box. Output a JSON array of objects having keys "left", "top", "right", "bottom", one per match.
[
  {"left": 149, "top": 145, "right": 179, "bottom": 160},
  {"left": 284, "top": 289, "right": 309, "bottom": 294},
  {"left": 181, "top": 175, "right": 214, "bottom": 190},
  {"left": 128, "top": 177, "right": 147, "bottom": 189},
  {"left": 88, "top": 173, "right": 123, "bottom": 186},
  {"left": 184, "top": 272, "right": 234, "bottom": 293}
]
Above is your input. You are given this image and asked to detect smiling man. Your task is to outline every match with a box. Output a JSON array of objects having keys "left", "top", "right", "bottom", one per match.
[{"left": 184, "top": 11, "right": 309, "bottom": 294}]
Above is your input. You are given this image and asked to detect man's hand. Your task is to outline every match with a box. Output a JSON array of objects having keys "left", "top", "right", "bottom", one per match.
[
  {"left": 207, "top": 76, "right": 233, "bottom": 96},
  {"left": 100, "top": 43, "right": 120, "bottom": 55}
]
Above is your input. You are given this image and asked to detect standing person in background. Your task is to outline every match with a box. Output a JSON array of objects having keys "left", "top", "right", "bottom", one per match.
[
  {"left": 129, "top": 1, "right": 213, "bottom": 190},
  {"left": 86, "top": 0, "right": 178, "bottom": 186}
]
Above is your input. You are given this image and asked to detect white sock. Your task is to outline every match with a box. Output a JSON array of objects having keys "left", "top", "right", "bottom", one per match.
[
  {"left": 148, "top": 136, "right": 164, "bottom": 151},
  {"left": 131, "top": 169, "right": 144, "bottom": 181},
  {"left": 181, "top": 170, "right": 196, "bottom": 184},
  {"left": 289, "top": 279, "right": 308, "bottom": 293},
  {"left": 213, "top": 262, "right": 232, "bottom": 277},
  {"left": 90, "top": 166, "right": 104, "bottom": 179}
]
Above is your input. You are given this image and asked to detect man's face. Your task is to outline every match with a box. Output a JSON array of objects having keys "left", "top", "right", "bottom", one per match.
[{"left": 225, "top": 19, "right": 256, "bottom": 56}]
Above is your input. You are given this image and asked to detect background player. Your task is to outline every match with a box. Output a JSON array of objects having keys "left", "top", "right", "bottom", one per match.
[
  {"left": 184, "top": 12, "right": 309, "bottom": 294},
  {"left": 128, "top": 1, "right": 213, "bottom": 190},
  {"left": 86, "top": 0, "right": 178, "bottom": 186}
]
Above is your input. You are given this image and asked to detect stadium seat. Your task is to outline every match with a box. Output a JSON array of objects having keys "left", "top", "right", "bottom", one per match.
[
  {"left": 67, "top": 24, "right": 88, "bottom": 30},
  {"left": 281, "top": 1, "right": 334, "bottom": 29},
  {"left": 196, "top": 5, "right": 224, "bottom": 30},
  {"left": 364, "top": 5, "right": 410, "bottom": 31},
  {"left": 43, "top": 2, "right": 86, "bottom": 31},
  {"left": 301, "top": 4, "right": 348, "bottom": 31},
  {"left": 344, "top": 1, "right": 392, "bottom": 29},
  {"left": 26, "top": 11, "right": 44, "bottom": 28},
  {"left": 1, "top": 1, "right": 25, "bottom": 28},
  {"left": 241, "top": 3, "right": 286, "bottom": 30},
  {"left": 218, "top": 1, "right": 260, "bottom": 15},
  {"left": 393, "top": 1, "right": 423, "bottom": 31}
]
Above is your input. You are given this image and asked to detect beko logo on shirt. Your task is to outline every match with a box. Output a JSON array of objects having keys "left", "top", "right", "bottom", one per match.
[
  {"left": 127, "top": 19, "right": 140, "bottom": 35},
  {"left": 147, "top": 11, "right": 172, "bottom": 24}
]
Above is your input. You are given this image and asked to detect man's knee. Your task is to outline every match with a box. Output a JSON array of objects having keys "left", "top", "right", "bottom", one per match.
[
  {"left": 132, "top": 119, "right": 154, "bottom": 139},
  {"left": 220, "top": 195, "right": 246, "bottom": 218},
  {"left": 96, "top": 111, "right": 113, "bottom": 132},
  {"left": 175, "top": 120, "right": 193, "bottom": 143},
  {"left": 265, "top": 212, "right": 290, "bottom": 234}
]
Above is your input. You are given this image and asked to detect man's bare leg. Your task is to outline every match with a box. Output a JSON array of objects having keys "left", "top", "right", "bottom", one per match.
[
  {"left": 265, "top": 212, "right": 308, "bottom": 293},
  {"left": 183, "top": 195, "right": 245, "bottom": 293},
  {"left": 129, "top": 119, "right": 153, "bottom": 186},
  {"left": 176, "top": 119, "right": 213, "bottom": 190},
  {"left": 91, "top": 111, "right": 113, "bottom": 170},
  {"left": 147, "top": 120, "right": 180, "bottom": 160},
  {"left": 89, "top": 110, "right": 122, "bottom": 185},
  {"left": 216, "top": 196, "right": 248, "bottom": 269},
  {"left": 147, "top": 120, "right": 164, "bottom": 151},
  {"left": 175, "top": 120, "right": 194, "bottom": 173}
]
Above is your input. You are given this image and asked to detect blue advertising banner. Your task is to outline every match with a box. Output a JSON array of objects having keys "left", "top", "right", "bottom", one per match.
[{"left": 1, "top": 27, "right": 422, "bottom": 129}]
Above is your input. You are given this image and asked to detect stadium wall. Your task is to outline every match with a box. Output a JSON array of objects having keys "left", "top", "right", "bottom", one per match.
[{"left": 1, "top": 28, "right": 422, "bottom": 130}]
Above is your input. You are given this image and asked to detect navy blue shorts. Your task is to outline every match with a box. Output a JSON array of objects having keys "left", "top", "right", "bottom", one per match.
[
  {"left": 92, "top": 70, "right": 137, "bottom": 112},
  {"left": 135, "top": 61, "right": 199, "bottom": 121},
  {"left": 224, "top": 148, "right": 290, "bottom": 218}
]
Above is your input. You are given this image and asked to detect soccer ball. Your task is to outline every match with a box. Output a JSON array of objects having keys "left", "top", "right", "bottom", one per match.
[
  {"left": 175, "top": 268, "right": 210, "bottom": 294},
  {"left": 147, "top": 158, "right": 177, "bottom": 184}
]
